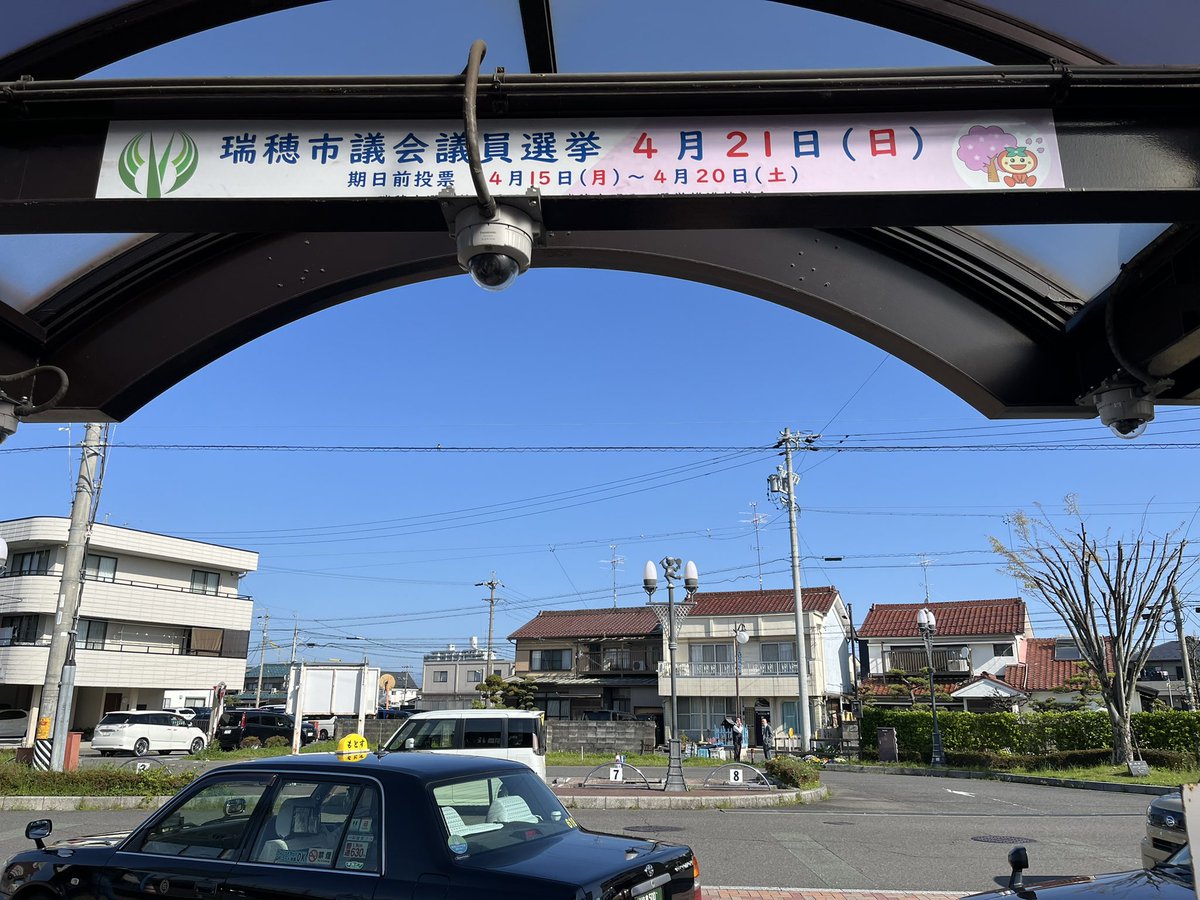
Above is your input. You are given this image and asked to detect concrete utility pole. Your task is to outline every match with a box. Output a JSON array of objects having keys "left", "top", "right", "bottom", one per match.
[
  {"left": 1170, "top": 585, "right": 1197, "bottom": 710},
  {"left": 477, "top": 573, "right": 502, "bottom": 666},
  {"left": 254, "top": 612, "right": 269, "bottom": 708},
  {"left": 768, "top": 428, "right": 816, "bottom": 754},
  {"left": 37, "top": 422, "right": 105, "bottom": 771}
]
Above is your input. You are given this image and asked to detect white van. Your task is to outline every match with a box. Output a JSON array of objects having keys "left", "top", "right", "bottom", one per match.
[{"left": 383, "top": 709, "right": 546, "bottom": 779}]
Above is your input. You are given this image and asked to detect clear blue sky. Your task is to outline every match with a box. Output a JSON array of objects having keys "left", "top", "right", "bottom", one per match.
[{"left": 4, "top": 1, "right": 1199, "bottom": 677}]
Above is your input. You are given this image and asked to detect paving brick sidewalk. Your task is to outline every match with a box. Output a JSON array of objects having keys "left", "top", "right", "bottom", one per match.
[{"left": 705, "top": 888, "right": 966, "bottom": 900}]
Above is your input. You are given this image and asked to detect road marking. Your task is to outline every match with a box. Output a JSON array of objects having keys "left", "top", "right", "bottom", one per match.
[
  {"left": 945, "top": 789, "right": 975, "bottom": 797},
  {"left": 720, "top": 810, "right": 1143, "bottom": 818}
]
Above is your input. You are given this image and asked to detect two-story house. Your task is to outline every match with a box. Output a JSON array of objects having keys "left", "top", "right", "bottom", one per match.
[
  {"left": 660, "top": 587, "right": 854, "bottom": 745},
  {"left": 0, "top": 516, "right": 258, "bottom": 733},
  {"left": 857, "top": 598, "right": 1031, "bottom": 711},
  {"left": 1007, "top": 636, "right": 1157, "bottom": 712},
  {"left": 421, "top": 641, "right": 514, "bottom": 710},
  {"left": 1138, "top": 639, "right": 1198, "bottom": 709},
  {"left": 508, "top": 607, "right": 662, "bottom": 725},
  {"left": 237, "top": 662, "right": 291, "bottom": 707}
]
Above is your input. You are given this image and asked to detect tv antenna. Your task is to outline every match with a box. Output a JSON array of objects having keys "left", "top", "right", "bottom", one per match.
[
  {"left": 600, "top": 545, "right": 625, "bottom": 607},
  {"left": 740, "top": 501, "right": 769, "bottom": 590}
]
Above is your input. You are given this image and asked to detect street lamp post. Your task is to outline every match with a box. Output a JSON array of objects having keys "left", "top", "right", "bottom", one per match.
[
  {"left": 644, "top": 557, "right": 697, "bottom": 793},
  {"left": 733, "top": 624, "right": 748, "bottom": 722},
  {"left": 917, "top": 607, "right": 946, "bottom": 767}
]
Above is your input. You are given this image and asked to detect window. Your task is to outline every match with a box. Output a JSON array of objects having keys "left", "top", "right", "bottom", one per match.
[
  {"left": 190, "top": 569, "right": 220, "bottom": 595},
  {"left": 433, "top": 770, "right": 570, "bottom": 856},
  {"left": 79, "top": 618, "right": 107, "bottom": 650},
  {"left": 10, "top": 550, "right": 48, "bottom": 575},
  {"left": 507, "top": 717, "right": 544, "bottom": 753},
  {"left": 1053, "top": 639, "right": 1083, "bottom": 661},
  {"left": 84, "top": 553, "right": 117, "bottom": 582},
  {"left": 132, "top": 777, "right": 271, "bottom": 858},
  {"left": 993, "top": 643, "right": 1015, "bottom": 658},
  {"left": 492, "top": 668, "right": 503, "bottom": 677},
  {"left": 688, "top": 643, "right": 732, "bottom": 664},
  {"left": 467, "top": 670, "right": 483, "bottom": 683},
  {"left": 433, "top": 670, "right": 449, "bottom": 683},
  {"left": 760, "top": 642, "right": 796, "bottom": 662},
  {"left": 463, "top": 717, "right": 503, "bottom": 748},
  {"left": 0, "top": 614, "right": 40, "bottom": 645},
  {"left": 543, "top": 698, "right": 570, "bottom": 719},
  {"left": 676, "top": 696, "right": 736, "bottom": 739},
  {"left": 249, "top": 779, "right": 381, "bottom": 873},
  {"left": 530, "top": 648, "right": 571, "bottom": 671},
  {"left": 389, "top": 717, "right": 456, "bottom": 750}
]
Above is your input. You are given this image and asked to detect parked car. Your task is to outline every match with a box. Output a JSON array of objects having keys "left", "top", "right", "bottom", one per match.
[
  {"left": 967, "top": 842, "right": 1192, "bottom": 900},
  {"left": 261, "top": 705, "right": 338, "bottom": 741},
  {"left": 1142, "top": 791, "right": 1186, "bottom": 867},
  {"left": 217, "top": 709, "right": 315, "bottom": 750},
  {"left": 384, "top": 709, "right": 546, "bottom": 779},
  {"left": 0, "top": 752, "right": 699, "bottom": 900},
  {"left": 165, "top": 707, "right": 199, "bottom": 720},
  {"left": 376, "top": 707, "right": 417, "bottom": 720},
  {"left": 91, "top": 711, "right": 207, "bottom": 756},
  {"left": 0, "top": 709, "right": 29, "bottom": 740}
]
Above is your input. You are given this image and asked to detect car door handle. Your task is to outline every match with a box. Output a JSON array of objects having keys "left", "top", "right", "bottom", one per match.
[{"left": 196, "top": 880, "right": 219, "bottom": 895}]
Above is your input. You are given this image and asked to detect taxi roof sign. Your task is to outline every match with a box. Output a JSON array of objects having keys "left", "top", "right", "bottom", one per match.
[{"left": 336, "top": 733, "right": 370, "bottom": 762}]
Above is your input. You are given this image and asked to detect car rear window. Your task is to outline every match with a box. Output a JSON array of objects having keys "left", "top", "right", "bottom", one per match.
[
  {"left": 99, "top": 713, "right": 135, "bottom": 725},
  {"left": 219, "top": 711, "right": 242, "bottom": 727}
]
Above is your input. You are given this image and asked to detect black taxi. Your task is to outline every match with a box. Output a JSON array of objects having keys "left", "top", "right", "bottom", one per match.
[{"left": 1, "top": 751, "right": 698, "bottom": 900}]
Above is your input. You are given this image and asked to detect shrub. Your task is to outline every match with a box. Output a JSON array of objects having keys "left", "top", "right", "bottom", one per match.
[
  {"left": 263, "top": 736, "right": 289, "bottom": 748},
  {"left": 763, "top": 756, "right": 820, "bottom": 788},
  {"left": 0, "top": 763, "right": 196, "bottom": 796},
  {"left": 1140, "top": 749, "right": 1198, "bottom": 770},
  {"left": 239, "top": 737, "right": 261, "bottom": 750}
]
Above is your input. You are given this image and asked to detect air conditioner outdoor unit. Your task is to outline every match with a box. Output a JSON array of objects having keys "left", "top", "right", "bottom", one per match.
[
  {"left": 947, "top": 659, "right": 970, "bottom": 673},
  {"left": 632, "top": 660, "right": 646, "bottom": 671}
]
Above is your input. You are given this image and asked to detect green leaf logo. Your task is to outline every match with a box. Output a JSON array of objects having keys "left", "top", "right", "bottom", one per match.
[{"left": 117, "top": 131, "right": 198, "bottom": 197}]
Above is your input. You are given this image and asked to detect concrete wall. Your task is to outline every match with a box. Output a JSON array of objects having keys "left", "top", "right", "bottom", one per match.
[{"left": 546, "top": 720, "right": 657, "bottom": 755}]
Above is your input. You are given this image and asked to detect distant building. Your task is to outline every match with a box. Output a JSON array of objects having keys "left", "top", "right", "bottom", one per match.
[
  {"left": 0, "top": 517, "right": 258, "bottom": 733},
  {"left": 421, "top": 642, "right": 514, "bottom": 710},
  {"left": 385, "top": 670, "right": 420, "bottom": 707},
  {"left": 237, "top": 662, "right": 291, "bottom": 707}
]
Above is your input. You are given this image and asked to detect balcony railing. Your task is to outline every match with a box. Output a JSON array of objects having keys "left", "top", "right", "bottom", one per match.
[
  {"left": 884, "top": 648, "right": 972, "bottom": 675},
  {"left": 576, "top": 650, "right": 657, "bottom": 675},
  {"left": 658, "top": 660, "right": 809, "bottom": 678},
  {"left": 0, "top": 570, "right": 252, "bottom": 600}
]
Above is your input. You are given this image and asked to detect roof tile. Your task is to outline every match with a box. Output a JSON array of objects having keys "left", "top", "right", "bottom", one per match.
[
  {"left": 687, "top": 587, "right": 839, "bottom": 617},
  {"left": 1004, "top": 637, "right": 1112, "bottom": 691},
  {"left": 507, "top": 607, "right": 660, "bottom": 641},
  {"left": 858, "top": 598, "right": 1025, "bottom": 638}
]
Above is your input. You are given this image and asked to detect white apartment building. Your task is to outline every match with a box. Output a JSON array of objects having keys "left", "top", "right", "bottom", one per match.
[
  {"left": 659, "top": 587, "right": 854, "bottom": 745},
  {"left": 0, "top": 517, "right": 258, "bottom": 732}
]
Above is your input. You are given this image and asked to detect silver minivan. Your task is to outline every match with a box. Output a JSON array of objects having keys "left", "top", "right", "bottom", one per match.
[{"left": 383, "top": 709, "right": 547, "bottom": 779}]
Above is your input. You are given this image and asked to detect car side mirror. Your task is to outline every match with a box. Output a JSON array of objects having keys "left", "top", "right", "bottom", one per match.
[
  {"left": 25, "top": 819, "right": 52, "bottom": 849},
  {"left": 404, "top": 738, "right": 415, "bottom": 751},
  {"left": 1007, "top": 846, "right": 1029, "bottom": 890},
  {"left": 224, "top": 798, "right": 247, "bottom": 817}
]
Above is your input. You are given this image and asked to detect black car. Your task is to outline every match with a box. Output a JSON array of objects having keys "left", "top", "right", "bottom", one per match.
[
  {"left": 217, "top": 709, "right": 316, "bottom": 750},
  {"left": 0, "top": 752, "right": 699, "bottom": 900},
  {"left": 966, "top": 843, "right": 1193, "bottom": 900}
]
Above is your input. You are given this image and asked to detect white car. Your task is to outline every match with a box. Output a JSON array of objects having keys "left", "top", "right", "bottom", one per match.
[
  {"left": 91, "top": 711, "right": 208, "bottom": 757},
  {"left": 0, "top": 709, "right": 29, "bottom": 740}
]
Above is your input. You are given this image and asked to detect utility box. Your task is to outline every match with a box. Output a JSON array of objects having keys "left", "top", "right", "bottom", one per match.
[
  {"left": 877, "top": 726, "right": 899, "bottom": 762},
  {"left": 64, "top": 732, "right": 82, "bottom": 771}
]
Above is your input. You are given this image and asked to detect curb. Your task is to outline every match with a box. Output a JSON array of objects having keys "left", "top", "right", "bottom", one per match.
[
  {"left": 824, "top": 764, "right": 1176, "bottom": 795},
  {"left": 557, "top": 785, "right": 827, "bottom": 809},
  {"left": 0, "top": 795, "right": 175, "bottom": 811},
  {"left": 704, "top": 888, "right": 965, "bottom": 900}
]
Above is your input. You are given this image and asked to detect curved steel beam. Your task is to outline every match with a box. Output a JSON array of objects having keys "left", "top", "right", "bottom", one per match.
[{"left": 18, "top": 227, "right": 1079, "bottom": 423}]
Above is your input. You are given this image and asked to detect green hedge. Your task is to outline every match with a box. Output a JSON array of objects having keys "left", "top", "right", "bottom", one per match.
[
  {"left": 860, "top": 708, "right": 1200, "bottom": 758},
  {"left": 0, "top": 764, "right": 196, "bottom": 796},
  {"left": 763, "top": 756, "right": 821, "bottom": 787}
]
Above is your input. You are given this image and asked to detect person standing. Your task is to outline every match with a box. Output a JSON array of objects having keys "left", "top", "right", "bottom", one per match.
[
  {"left": 731, "top": 716, "right": 744, "bottom": 761},
  {"left": 761, "top": 716, "right": 775, "bottom": 760}
]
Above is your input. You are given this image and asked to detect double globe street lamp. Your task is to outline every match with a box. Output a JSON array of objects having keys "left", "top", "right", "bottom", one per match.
[
  {"left": 644, "top": 557, "right": 697, "bottom": 792},
  {"left": 916, "top": 607, "right": 946, "bottom": 767}
]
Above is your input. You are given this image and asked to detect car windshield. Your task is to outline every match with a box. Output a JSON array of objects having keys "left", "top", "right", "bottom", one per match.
[
  {"left": 1165, "top": 844, "right": 1192, "bottom": 869},
  {"left": 218, "top": 711, "right": 241, "bottom": 726},
  {"left": 431, "top": 769, "right": 575, "bottom": 857},
  {"left": 98, "top": 713, "right": 135, "bottom": 725}
]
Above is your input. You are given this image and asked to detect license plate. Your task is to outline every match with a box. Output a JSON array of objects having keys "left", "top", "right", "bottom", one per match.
[
  {"left": 634, "top": 890, "right": 662, "bottom": 900},
  {"left": 222, "top": 728, "right": 233, "bottom": 734}
]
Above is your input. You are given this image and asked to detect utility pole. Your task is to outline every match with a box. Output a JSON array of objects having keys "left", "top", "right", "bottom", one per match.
[
  {"left": 768, "top": 428, "right": 817, "bottom": 754},
  {"left": 1170, "top": 585, "right": 1197, "bottom": 710},
  {"left": 254, "top": 612, "right": 269, "bottom": 708},
  {"left": 37, "top": 422, "right": 105, "bottom": 771},
  {"left": 476, "top": 573, "right": 502, "bottom": 667}
]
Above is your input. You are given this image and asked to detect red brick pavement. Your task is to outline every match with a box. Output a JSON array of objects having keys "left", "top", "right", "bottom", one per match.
[{"left": 704, "top": 889, "right": 966, "bottom": 900}]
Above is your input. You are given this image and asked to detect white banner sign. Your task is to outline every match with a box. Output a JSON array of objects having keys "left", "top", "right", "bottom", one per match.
[{"left": 96, "top": 113, "right": 1062, "bottom": 200}]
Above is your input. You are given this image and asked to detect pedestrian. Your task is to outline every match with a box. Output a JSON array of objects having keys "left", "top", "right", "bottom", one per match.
[
  {"left": 761, "top": 716, "right": 775, "bottom": 760},
  {"left": 732, "top": 716, "right": 744, "bottom": 761}
]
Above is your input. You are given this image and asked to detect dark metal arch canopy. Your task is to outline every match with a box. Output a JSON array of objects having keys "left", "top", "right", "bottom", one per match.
[{"left": 3, "top": 227, "right": 1080, "bottom": 424}]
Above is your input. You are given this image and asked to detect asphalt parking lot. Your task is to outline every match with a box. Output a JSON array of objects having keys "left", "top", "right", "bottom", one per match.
[{"left": 0, "top": 767, "right": 1153, "bottom": 891}]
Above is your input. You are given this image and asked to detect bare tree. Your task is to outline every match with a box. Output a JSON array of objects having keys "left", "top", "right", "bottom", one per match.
[{"left": 992, "top": 505, "right": 1188, "bottom": 763}]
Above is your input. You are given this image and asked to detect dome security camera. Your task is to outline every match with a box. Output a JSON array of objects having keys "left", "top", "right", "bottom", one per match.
[
  {"left": 454, "top": 205, "right": 535, "bottom": 292},
  {"left": 1095, "top": 384, "right": 1155, "bottom": 439}
]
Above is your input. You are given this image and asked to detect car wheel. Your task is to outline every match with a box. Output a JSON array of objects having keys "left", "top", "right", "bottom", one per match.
[
  {"left": 133, "top": 737, "right": 150, "bottom": 757},
  {"left": 319, "top": 729, "right": 329, "bottom": 741},
  {"left": 98, "top": 749, "right": 111, "bottom": 757},
  {"left": 189, "top": 737, "right": 204, "bottom": 754}
]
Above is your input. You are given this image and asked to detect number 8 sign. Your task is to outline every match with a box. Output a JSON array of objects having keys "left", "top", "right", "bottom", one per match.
[{"left": 728, "top": 767, "right": 744, "bottom": 785}]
